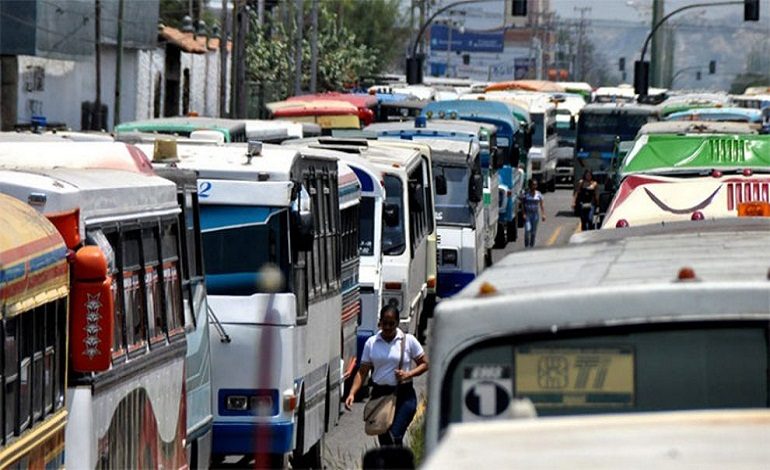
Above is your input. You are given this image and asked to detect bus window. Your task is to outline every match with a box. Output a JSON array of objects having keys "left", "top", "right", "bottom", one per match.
[
  {"left": 102, "top": 230, "right": 126, "bottom": 359},
  {"left": 4, "top": 317, "right": 18, "bottom": 440},
  {"left": 531, "top": 113, "right": 544, "bottom": 146},
  {"left": 383, "top": 175, "right": 406, "bottom": 256},
  {"left": 160, "top": 222, "right": 184, "bottom": 336},
  {"left": 122, "top": 230, "right": 147, "bottom": 352},
  {"left": 201, "top": 207, "right": 289, "bottom": 296},
  {"left": 358, "top": 198, "right": 375, "bottom": 257},
  {"left": 142, "top": 227, "right": 165, "bottom": 345}
]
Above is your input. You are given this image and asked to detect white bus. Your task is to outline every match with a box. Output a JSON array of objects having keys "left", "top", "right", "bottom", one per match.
[
  {"left": 424, "top": 218, "right": 770, "bottom": 454},
  {"left": 283, "top": 143, "right": 386, "bottom": 385},
  {"left": 304, "top": 139, "right": 436, "bottom": 337},
  {"left": 0, "top": 141, "right": 214, "bottom": 467},
  {"left": 0, "top": 151, "right": 189, "bottom": 468},
  {"left": 142, "top": 142, "right": 341, "bottom": 467},
  {"left": 419, "top": 138, "right": 486, "bottom": 298}
]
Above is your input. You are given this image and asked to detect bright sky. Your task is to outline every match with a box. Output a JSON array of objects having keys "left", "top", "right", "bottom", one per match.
[{"left": 552, "top": 0, "right": 765, "bottom": 21}]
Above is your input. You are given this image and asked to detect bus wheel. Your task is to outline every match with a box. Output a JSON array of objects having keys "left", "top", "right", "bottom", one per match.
[
  {"left": 507, "top": 221, "right": 518, "bottom": 243},
  {"left": 494, "top": 222, "right": 507, "bottom": 248},
  {"left": 253, "top": 453, "right": 286, "bottom": 469},
  {"left": 548, "top": 177, "right": 556, "bottom": 193},
  {"left": 292, "top": 437, "right": 323, "bottom": 470}
]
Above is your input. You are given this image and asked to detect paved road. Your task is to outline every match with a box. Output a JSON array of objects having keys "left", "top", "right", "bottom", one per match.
[{"left": 324, "top": 188, "right": 580, "bottom": 468}]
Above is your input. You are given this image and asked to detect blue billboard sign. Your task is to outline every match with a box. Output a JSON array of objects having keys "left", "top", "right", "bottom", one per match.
[{"left": 429, "top": 24, "right": 504, "bottom": 53}]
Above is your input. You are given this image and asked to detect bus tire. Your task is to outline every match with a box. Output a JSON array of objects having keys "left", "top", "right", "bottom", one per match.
[
  {"left": 548, "top": 177, "right": 556, "bottom": 193},
  {"left": 507, "top": 221, "right": 518, "bottom": 243},
  {"left": 494, "top": 222, "right": 507, "bottom": 248}
]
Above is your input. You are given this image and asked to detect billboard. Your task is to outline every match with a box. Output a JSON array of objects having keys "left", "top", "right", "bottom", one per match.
[{"left": 429, "top": 24, "right": 504, "bottom": 53}]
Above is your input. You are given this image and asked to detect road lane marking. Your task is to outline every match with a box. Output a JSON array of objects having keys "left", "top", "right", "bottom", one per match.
[{"left": 546, "top": 226, "right": 563, "bottom": 246}]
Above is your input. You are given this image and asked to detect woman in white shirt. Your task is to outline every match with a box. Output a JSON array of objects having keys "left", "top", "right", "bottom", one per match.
[{"left": 345, "top": 305, "right": 429, "bottom": 446}]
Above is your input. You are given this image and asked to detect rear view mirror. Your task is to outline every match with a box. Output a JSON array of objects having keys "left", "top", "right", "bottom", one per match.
[
  {"left": 292, "top": 185, "right": 315, "bottom": 251},
  {"left": 383, "top": 203, "right": 400, "bottom": 227},
  {"left": 469, "top": 173, "right": 483, "bottom": 203},
  {"left": 435, "top": 174, "right": 448, "bottom": 195},
  {"left": 409, "top": 180, "right": 424, "bottom": 212}
]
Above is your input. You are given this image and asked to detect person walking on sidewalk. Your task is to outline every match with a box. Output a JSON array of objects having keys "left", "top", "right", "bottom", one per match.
[
  {"left": 522, "top": 179, "right": 546, "bottom": 248},
  {"left": 344, "top": 305, "right": 429, "bottom": 447}
]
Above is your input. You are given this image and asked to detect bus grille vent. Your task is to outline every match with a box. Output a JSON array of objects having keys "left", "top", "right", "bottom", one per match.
[{"left": 708, "top": 139, "right": 746, "bottom": 163}]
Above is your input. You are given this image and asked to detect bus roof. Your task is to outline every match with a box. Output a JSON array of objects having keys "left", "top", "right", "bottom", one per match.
[
  {"left": 637, "top": 121, "right": 757, "bottom": 136},
  {"left": 450, "top": 218, "right": 770, "bottom": 300},
  {"left": 424, "top": 409, "right": 770, "bottom": 470},
  {"left": 580, "top": 102, "right": 659, "bottom": 115},
  {"left": 621, "top": 134, "right": 770, "bottom": 176},
  {"left": 115, "top": 117, "right": 246, "bottom": 136},
  {"left": 0, "top": 193, "right": 68, "bottom": 317},
  {"left": 0, "top": 167, "right": 178, "bottom": 225},
  {"left": 422, "top": 100, "right": 518, "bottom": 127},
  {"left": 665, "top": 107, "right": 763, "bottom": 123},
  {"left": 0, "top": 141, "right": 155, "bottom": 174},
  {"left": 285, "top": 144, "right": 385, "bottom": 198},
  {"left": 137, "top": 142, "right": 302, "bottom": 182}
]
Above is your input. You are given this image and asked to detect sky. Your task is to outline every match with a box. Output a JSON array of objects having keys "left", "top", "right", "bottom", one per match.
[{"left": 552, "top": 0, "right": 769, "bottom": 22}]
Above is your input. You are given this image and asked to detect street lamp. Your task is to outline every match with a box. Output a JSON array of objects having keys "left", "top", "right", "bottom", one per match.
[{"left": 634, "top": 1, "right": 748, "bottom": 98}]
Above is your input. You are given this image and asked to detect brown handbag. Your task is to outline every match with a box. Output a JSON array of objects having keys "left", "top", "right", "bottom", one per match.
[{"left": 363, "top": 335, "right": 406, "bottom": 436}]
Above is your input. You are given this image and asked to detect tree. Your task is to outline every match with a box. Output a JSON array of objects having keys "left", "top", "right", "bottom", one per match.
[
  {"left": 335, "top": 0, "right": 409, "bottom": 73},
  {"left": 245, "top": 2, "right": 378, "bottom": 101}
]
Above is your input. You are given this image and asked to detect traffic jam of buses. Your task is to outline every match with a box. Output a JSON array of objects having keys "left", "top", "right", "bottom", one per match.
[{"left": 1, "top": 0, "right": 770, "bottom": 468}]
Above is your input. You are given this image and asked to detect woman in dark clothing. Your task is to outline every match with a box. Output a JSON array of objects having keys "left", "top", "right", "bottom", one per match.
[
  {"left": 345, "top": 305, "right": 429, "bottom": 446},
  {"left": 573, "top": 169, "right": 599, "bottom": 230}
]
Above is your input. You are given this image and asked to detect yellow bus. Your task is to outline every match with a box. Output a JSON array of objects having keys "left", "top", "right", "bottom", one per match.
[{"left": 0, "top": 193, "right": 69, "bottom": 469}]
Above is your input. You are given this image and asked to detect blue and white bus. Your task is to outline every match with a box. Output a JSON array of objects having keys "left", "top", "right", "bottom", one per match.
[{"left": 143, "top": 142, "right": 342, "bottom": 467}]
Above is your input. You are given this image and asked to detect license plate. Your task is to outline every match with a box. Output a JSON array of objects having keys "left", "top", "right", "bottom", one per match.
[{"left": 514, "top": 346, "right": 634, "bottom": 408}]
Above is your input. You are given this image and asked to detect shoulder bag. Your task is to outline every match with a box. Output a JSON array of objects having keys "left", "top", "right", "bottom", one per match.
[{"left": 363, "top": 336, "right": 406, "bottom": 436}]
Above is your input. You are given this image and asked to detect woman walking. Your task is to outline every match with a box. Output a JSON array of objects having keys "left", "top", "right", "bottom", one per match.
[
  {"left": 573, "top": 169, "right": 599, "bottom": 230},
  {"left": 522, "top": 179, "right": 546, "bottom": 248},
  {"left": 345, "top": 305, "right": 429, "bottom": 446}
]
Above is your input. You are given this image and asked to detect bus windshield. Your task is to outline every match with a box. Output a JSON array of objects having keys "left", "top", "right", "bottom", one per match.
[
  {"left": 578, "top": 113, "right": 651, "bottom": 152},
  {"left": 359, "top": 196, "right": 376, "bottom": 257},
  {"left": 441, "top": 321, "right": 768, "bottom": 435},
  {"left": 531, "top": 113, "right": 544, "bottom": 147},
  {"left": 434, "top": 165, "right": 473, "bottom": 226},
  {"left": 382, "top": 175, "right": 406, "bottom": 256},
  {"left": 200, "top": 206, "right": 289, "bottom": 294}
]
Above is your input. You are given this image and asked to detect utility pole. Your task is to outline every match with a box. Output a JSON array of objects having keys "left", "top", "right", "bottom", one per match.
[
  {"left": 446, "top": 18, "right": 453, "bottom": 77},
  {"left": 294, "top": 0, "right": 303, "bottom": 96},
  {"left": 310, "top": 0, "right": 318, "bottom": 92},
  {"left": 94, "top": 0, "right": 102, "bottom": 130},
  {"left": 219, "top": 0, "right": 228, "bottom": 117},
  {"left": 573, "top": 6, "right": 591, "bottom": 82},
  {"left": 230, "top": 0, "right": 247, "bottom": 118},
  {"left": 113, "top": 0, "right": 124, "bottom": 128},
  {"left": 650, "top": 0, "right": 665, "bottom": 87}
]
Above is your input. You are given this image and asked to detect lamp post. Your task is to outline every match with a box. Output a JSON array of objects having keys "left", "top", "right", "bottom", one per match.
[
  {"left": 634, "top": 1, "right": 743, "bottom": 97},
  {"left": 406, "top": 0, "right": 492, "bottom": 85}
]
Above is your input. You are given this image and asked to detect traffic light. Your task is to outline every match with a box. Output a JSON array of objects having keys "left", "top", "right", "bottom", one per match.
[
  {"left": 406, "top": 56, "right": 423, "bottom": 85},
  {"left": 745, "top": 0, "right": 759, "bottom": 21},
  {"left": 634, "top": 60, "right": 649, "bottom": 97},
  {"left": 709, "top": 60, "right": 716, "bottom": 74},
  {"left": 696, "top": 71, "right": 702, "bottom": 81},
  {"left": 512, "top": 0, "right": 527, "bottom": 16},
  {"left": 619, "top": 57, "right": 626, "bottom": 72}
]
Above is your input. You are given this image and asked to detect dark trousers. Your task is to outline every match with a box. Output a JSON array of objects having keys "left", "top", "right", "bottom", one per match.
[{"left": 370, "top": 382, "right": 417, "bottom": 446}]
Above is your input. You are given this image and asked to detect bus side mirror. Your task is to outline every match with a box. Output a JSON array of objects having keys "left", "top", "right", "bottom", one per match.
[
  {"left": 409, "top": 180, "right": 425, "bottom": 212},
  {"left": 363, "top": 447, "right": 415, "bottom": 470},
  {"left": 525, "top": 129, "right": 533, "bottom": 149},
  {"left": 383, "top": 203, "right": 400, "bottom": 227},
  {"left": 469, "top": 173, "right": 483, "bottom": 203},
  {"left": 570, "top": 116, "right": 576, "bottom": 130},
  {"left": 295, "top": 211, "right": 315, "bottom": 251},
  {"left": 435, "top": 174, "right": 448, "bottom": 195}
]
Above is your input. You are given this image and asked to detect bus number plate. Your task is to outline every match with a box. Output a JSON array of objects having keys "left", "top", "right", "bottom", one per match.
[{"left": 514, "top": 347, "right": 634, "bottom": 408}]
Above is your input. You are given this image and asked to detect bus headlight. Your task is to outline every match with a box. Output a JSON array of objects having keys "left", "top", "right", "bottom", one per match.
[
  {"left": 441, "top": 249, "right": 458, "bottom": 266},
  {"left": 226, "top": 395, "right": 249, "bottom": 411}
]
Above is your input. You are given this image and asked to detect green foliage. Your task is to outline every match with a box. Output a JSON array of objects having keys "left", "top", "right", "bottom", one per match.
[
  {"left": 246, "top": 2, "right": 381, "bottom": 99},
  {"left": 336, "top": 0, "right": 409, "bottom": 73}
]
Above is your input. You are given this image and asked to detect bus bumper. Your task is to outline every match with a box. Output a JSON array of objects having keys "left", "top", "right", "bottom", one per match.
[
  {"left": 212, "top": 420, "right": 294, "bottom": 455},
  {"left": 437, "top": 272, "right": 476, "bottom": 299}
]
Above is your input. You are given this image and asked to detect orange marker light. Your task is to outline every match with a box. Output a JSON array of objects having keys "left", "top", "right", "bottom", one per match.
[
  {"left": 478, "top": 282, "right": 498, "bottom": 296},
  {"left": 677, "top": 267, "right": 697, "bottom": 281},
  {"left": 738, "top": 201, "right": 770, "bottom": 217}
]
